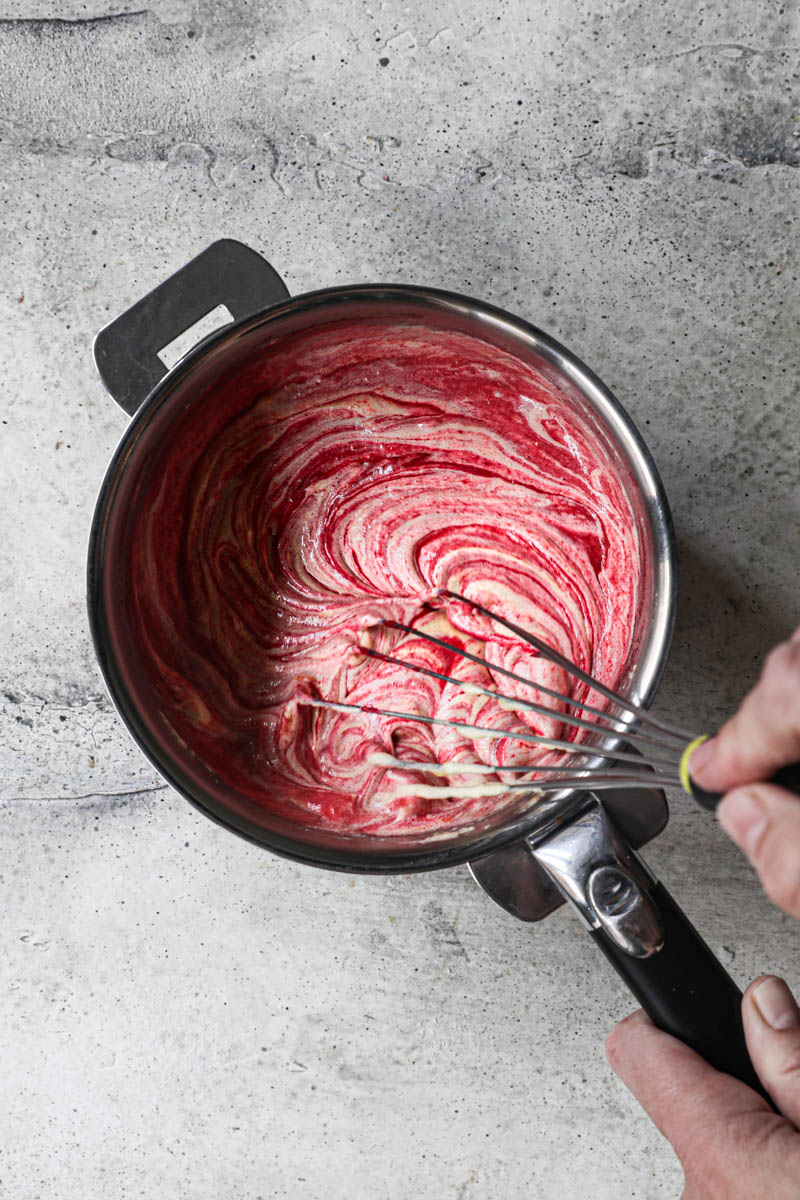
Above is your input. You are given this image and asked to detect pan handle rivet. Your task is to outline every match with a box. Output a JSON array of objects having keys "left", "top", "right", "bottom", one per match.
[{"left": 588, "top": 865, "right": 664, "bottom": 958}]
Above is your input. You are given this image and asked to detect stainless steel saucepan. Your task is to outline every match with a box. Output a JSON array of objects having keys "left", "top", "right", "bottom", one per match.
[{"left": 88, "top": 239, "right": 762, "bottom": 1096}]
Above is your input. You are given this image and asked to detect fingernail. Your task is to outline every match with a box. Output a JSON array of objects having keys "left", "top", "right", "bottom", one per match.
[
  {"left": 717, "top": 787, "right": 769, "bottom": 859},
  {"left": 752, "top": 976, "right": 800, "bottom": 1031},
  {"left": 689, "top": 736, "right": 716, "bottom": 783}
]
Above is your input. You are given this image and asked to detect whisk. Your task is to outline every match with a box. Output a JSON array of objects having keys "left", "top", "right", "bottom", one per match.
[{"left": 301, "top": 590, "right": 800, "bottom": 810}]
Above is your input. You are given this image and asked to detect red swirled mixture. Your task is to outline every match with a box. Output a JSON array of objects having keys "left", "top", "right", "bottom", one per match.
[{"left": 129, "top": 320, "right": 641, "bottom": 835}]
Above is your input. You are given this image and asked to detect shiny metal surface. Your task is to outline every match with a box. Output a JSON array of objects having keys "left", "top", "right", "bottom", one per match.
[
  {"left": 531, "top": 802, "right": 664, "bottom": 958},
  {"left": 468, "top": 764, "right": 668, "bottom": 921},
  {"left": 88, "top": 241, "right": 677, "bottom": 873},
  {"left": 588, "top": 866, "right": 664, "bottom": 957},
  {"left": 469, "top": 839, "right": 565, "bottom": 922}
]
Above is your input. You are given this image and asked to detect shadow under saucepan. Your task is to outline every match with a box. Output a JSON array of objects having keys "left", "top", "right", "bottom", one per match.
[{"left": 663, "top": 533, "right": 794, "bottom": 732}]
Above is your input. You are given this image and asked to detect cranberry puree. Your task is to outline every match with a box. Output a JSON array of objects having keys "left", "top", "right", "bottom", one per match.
[{"left": 129, "top": 320, "right": 641, "bottom": 835}]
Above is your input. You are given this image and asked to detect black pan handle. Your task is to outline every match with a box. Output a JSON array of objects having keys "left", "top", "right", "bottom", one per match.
[
  {"left": 591, "top": 880, "right": 768, "bottom": 1099},
  {"left": 92, "top": 239, "right": 289, "bottom": 416},
  {"left": 531, "top": 801, "right": 770, "bottom": 1102},
  {"left": 691, "top": 761, "right": 800, "bottom": 812}
]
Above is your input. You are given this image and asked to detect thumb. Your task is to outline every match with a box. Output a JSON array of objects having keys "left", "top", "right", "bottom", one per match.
[
  {"left": 605, "top": 1010, "right": 789, "bottom": 1182},
  {"left": 718, "top": 783, "right": 800, "bottom": 919},
  {"left": 742, "top": 976, "right": 800, "bottom": 1127}
]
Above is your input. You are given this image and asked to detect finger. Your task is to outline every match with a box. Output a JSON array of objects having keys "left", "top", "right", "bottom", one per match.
[
  {"left": 718, "top": 784, "right": 800, "bottom": 919},
  {"left": 742, "top": 976, "right": 800, "bottom": 1126},
  {"left": 607, "top": 1009, "right": 800, "bottom": 1198},
  {"left": 605, "top": 1010, "right": 772, "bottom": 1168},
  {"left": 690, "top": 634, "right": 800, "bottom": 793}
]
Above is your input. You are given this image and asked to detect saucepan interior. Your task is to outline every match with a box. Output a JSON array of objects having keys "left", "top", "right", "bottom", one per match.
[{"left": 88, "top": 286, "right": 675, "bottom": 872}]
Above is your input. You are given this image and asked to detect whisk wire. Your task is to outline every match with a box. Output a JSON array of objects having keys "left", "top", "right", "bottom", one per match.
[
  {"left": 383, "top": 618, "right": 691, "bottom": 751},
  {"left": 368, "top": 752, "right": 675, "bottom": 778},
  {"left": 441, "top": 589, "right": 695, "bottom": 742},
  {"left": 363, "top": 647, "right": 678, "bottom": 767},
  {"left": 364, "top": 755, "right": 681, "bottom": 794},
  {"left": 460, "top": 774, "right": 683, "bottom": 793},
  {"left": 303, "top": 594, "right": 697, "bottom": 799},
  {"left": 302, "top": 695, "right": 678, "bottom": 771}
]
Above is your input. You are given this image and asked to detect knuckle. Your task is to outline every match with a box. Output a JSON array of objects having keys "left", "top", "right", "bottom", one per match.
[
  {"left": 603, "top": 1027, "right": 620, "bottom": 1063},
  {"left": 673, "top": 1111, "right": 732, "bottom": 1177},
  {"left": 681, "top": 1137, "right": 727, "bottom": 1192},
  {"left": 604, "top": 1012, "right": 638, "bottom": 1065},
  {"left": 762, "top": 640, "right": 800, "bottom": 694},
  {"left": 715, "top": 719, "right": 761, "bottom": 777},
  {"left": 683, "top": 1114, "right": 793, "bottom": 1197},
  {"left": 777, "top": 1045, "right": 800, "bottom": 1079},
  {"left": 761, "top": 644, "right": 787, "bottom": 682}
]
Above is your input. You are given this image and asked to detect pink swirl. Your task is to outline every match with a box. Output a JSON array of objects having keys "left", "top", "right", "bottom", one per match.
[{"left": 129, "top": 321, "right": 641, "bottom": 834}]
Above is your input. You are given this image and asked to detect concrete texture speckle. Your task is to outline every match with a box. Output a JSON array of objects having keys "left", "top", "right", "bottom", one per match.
[{"left": 0, "top": 1, "right": 798, "bottom": 1196}]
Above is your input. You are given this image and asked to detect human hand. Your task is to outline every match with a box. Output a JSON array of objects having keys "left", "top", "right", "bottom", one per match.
[
  {"left": 606, "top": 976, "right": 800, "bottom": 1198},
  {"left": 690, "top": 629, "right": 800, "bottom": 918}
]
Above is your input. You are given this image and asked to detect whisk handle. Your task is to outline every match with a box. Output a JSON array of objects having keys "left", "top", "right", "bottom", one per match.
[
  {"left": 690, "top": 761, "right": 800, "bottom": 812},
  {"left": 591, "top": 880, "right": 769, "bottom": 1101}
]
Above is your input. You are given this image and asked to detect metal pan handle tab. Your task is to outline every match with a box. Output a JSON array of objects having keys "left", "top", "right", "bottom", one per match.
[{"left": 92, "top": 239, "right": 290, "bottom": 416}]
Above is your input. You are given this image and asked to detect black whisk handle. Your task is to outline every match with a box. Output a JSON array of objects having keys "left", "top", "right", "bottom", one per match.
[{"left": 689, "top": 761, "right": 800, "bottom": 812}]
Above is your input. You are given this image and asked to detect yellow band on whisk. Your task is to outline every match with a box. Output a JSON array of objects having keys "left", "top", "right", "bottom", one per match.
[{"left": 680, "top": 734, "right": 710, "bottom": 794}]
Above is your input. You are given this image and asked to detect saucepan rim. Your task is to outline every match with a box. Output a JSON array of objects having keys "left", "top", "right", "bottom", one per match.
[{"left": 87, "top": 281, "right": 676, "bottom": 873}]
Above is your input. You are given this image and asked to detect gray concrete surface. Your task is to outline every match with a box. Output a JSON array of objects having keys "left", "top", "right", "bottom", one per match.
[{"left": 1, "top": 2, "right": 798, "bottom": 1197}]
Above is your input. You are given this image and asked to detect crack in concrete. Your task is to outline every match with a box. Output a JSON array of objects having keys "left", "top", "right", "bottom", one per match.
[
  {"left": 2, "top": 689, "right": 108, "bottom": 709},
  {"left": 658, "top": 41, "right": 765, "bottom": 61},
  {"left": 0, "top": 11, "right": 150, "bottom": 32},
  {"left": 5, "top": 783, "right": 170, "bottom": 804},
  {"left": 0, "top": 129, "right": 796, "bottom": 175}
]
